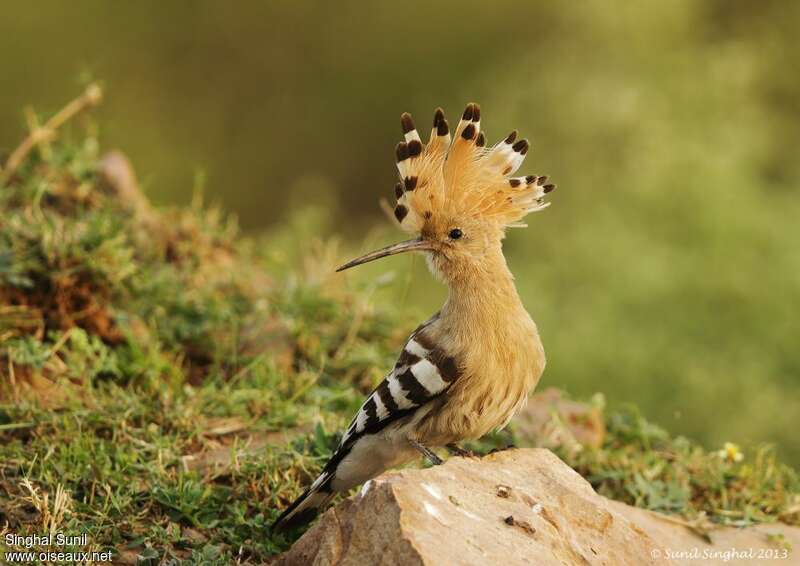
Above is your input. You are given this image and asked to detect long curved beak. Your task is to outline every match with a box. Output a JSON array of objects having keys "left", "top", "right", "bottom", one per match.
[{"left": 336, "top": 238, "right": 433, "bottom": 272}]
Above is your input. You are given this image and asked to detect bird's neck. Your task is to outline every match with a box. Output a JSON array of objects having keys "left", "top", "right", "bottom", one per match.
[{"left": 440, "top": 247, "right": 527, "bottom": 330}]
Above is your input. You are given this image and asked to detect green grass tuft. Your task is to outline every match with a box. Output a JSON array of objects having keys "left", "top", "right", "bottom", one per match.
[{"left": 556, "top": 404, "right": 799, "bottom": 531}]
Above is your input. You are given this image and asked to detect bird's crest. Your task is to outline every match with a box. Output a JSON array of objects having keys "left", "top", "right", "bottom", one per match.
[{"left": 392, "top": 103, "right": 555, "bottom": 233}]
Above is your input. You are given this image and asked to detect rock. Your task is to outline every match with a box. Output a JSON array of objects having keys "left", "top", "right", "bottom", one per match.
[
  {"left": 276, "top": 448, "right": 800, "bottom": 566},
  {"left": 98, "top": 150, "right": 155, "bottom": 223},
  {"left": 512, "top": 388, "right": 606, "bottom": 451}
]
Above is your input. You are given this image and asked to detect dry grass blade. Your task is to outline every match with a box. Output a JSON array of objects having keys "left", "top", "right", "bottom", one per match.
[
  {"left": 20, "top": 479, "right": 73, "bottom": 539},
  {"left": 0, "top": 83, "right": 102, "bottom": 184}
]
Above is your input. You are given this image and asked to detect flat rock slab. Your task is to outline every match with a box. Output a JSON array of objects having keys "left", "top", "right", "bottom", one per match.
[{"left": 276, "top": 448, "right": 799, "bottom": 565}]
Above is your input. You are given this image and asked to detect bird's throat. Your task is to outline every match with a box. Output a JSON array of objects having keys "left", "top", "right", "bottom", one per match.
[{"left": 440, "top": 248, "right": 525, "bottom": 330}]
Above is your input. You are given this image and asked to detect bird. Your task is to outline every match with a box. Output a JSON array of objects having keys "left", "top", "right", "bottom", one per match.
[{"left": 272, "top": 103, "right": 556, "bottom": 531}]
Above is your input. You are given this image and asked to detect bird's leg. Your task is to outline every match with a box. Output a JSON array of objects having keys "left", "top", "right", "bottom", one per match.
[
  {"left": 408, "top": 438, "right": 443, "bottom": 466},
  {"left": 446, "top": 443, "right": 476, "bottom": 458}
]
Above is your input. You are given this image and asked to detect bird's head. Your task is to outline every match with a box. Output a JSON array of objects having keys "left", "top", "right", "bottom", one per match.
[{"left": 337, "top": 103, "right": 556, "bottom": 283}]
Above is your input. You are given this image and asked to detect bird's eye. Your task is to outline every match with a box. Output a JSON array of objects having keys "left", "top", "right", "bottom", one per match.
[{"left": 448, "top": 228, "right": 463, "bottom": 240}]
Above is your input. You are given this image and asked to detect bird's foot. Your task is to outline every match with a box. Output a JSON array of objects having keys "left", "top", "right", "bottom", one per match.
[
  {"left": 446, "top": 443, "right": 477, "bottom": 458},
  {"left": 488, "top": 443, "right": 517, "bottom": 455},
  {"left": 408, "top": 438, "right": 444, "bottom": 466}
]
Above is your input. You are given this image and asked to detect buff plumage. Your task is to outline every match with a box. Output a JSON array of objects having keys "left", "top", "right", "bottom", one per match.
[{"left": 272, "top": 103, "right": 556, "bottom": 531}]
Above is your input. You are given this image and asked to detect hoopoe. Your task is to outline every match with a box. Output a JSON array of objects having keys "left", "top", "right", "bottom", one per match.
[{"left": 272, "top": 103, "right": 556, "bottom": 530}]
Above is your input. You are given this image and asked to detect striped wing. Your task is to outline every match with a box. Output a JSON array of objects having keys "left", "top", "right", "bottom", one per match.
[
  {"left": 339, "top": 323, "right": 460, "bottom": 446},
  {"left": 271, "top": 318, "right": 460, "bottom": 530}
]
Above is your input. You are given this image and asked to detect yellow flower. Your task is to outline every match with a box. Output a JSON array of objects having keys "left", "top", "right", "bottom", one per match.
[{"left": 717, "top": 442, "right": 744, "bottom": 463}]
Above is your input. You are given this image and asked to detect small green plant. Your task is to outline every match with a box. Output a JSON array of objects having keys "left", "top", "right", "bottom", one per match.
[{"left": 555, "top": 406, "right": 799, "bottom": 530}]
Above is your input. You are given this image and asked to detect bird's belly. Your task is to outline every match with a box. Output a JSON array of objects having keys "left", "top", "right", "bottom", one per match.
[
  {"left": 330, "top": 422, "right": 417, "bottom": 492},
  {"left": 412, "top": 370, "right": 536, "bottom": 445}
]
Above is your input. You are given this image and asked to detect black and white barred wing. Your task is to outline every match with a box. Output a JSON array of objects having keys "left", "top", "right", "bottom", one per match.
[
  {"left": 340, "top": 331, "right": 461, "bottom": 444},
  {"left": 271, "top": 324, "right": 460, "bottom": 531}
]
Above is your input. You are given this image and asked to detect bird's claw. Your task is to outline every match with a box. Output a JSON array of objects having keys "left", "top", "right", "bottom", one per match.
[
  {"left": 446, "top": 443, "right": 478, "bottom": 458},
  {"left": 488, "top": 443, "right": 517, "bottom": 455}
]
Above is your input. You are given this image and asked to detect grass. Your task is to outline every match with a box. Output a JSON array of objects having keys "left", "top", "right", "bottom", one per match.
[
  {"left": 559, "top": 402, "right": 799, "bottom": 534},
  {"left": 0, "top": 97, "right": 798, "bottom": 563}
]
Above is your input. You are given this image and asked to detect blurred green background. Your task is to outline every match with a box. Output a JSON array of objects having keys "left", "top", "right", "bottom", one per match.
[{"left": 2, "top": 1, "right": 799, "bottom": 463}]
